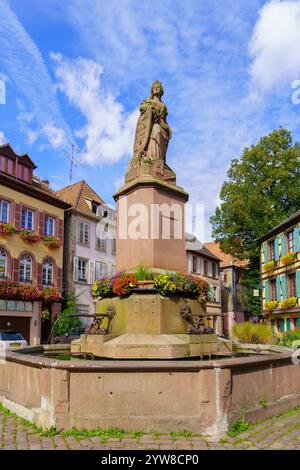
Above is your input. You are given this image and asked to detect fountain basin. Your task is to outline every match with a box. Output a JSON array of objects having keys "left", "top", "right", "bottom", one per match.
[{"left": 0, "top": 345, "right": 300, "bottom": 437}]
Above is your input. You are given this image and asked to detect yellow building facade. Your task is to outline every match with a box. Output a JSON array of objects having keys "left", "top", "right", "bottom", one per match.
[{"left": 0, "top": 144, "right": 69, "bottom": 344}]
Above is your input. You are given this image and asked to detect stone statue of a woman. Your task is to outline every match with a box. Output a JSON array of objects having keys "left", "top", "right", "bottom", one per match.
[{"left": 132, "top": 81, "right": 172, "bottom": 163}]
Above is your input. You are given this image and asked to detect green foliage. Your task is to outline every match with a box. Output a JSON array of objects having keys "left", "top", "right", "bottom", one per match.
[
  {"left": 210, "top": 128, "right": 300, "bottom": 316},
  {"left": 61, "top": 427, "right": 125, "bottom": 439},
  {"left": 227, "top": 420, "right": 251, "bottom": 437},
  {"left": 258, "top": 400, "right": 268, "bottom": 409},
  {"left": 263, "top": 260, "right": 276, "bottom": 273},
  {"left": 169, "top": 430, "right": 195, "bottom": 438},
  {"left": 154, "top": 272, "right": 209, "bottom": 299},
  {"left": 275, "top": 329, "right": 300, "bottom": 348},
  {"left": 52, "top": 293, "right": 81, "bottom": 336},
  {"left": 134, "top": 262, "right": 155, "bottom": 281},
  {"left": 232, "top": 322, "right": 273, "bottom": 344}
]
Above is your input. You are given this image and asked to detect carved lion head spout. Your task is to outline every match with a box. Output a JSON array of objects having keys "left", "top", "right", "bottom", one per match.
[{"left": 151, "top": 80, "right": 164, "bottom": 99}]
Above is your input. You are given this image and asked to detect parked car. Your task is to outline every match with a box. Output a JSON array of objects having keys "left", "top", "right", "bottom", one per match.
[
  {"left": 0, "top": 330, "right": 28, "bottom": 352},
  {"left": 54, "top": 326, "right": 87, "bottom": 344}
]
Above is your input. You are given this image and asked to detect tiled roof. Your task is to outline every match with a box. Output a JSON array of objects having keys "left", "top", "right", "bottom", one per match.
[
  {"left": 204, "top": 242, "right": 248, "bottom": 268},
  {"left": 56, "top": 180, "right": 105, "bottom": 217}
]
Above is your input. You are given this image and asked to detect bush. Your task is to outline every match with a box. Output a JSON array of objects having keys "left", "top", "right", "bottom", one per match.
[
  {"left": 275, "top": 329, "right": 300, "bottom": 348},
  {"left": 52, "top": 294, "right": 81, "bottom": 336},
  {"left": 231, "top": 322, "right": 273, "bottom": 344}
]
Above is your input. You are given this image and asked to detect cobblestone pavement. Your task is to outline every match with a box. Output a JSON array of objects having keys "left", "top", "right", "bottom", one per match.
[{"left": 1, "top": 408, "right": 300, "bottom": 450}]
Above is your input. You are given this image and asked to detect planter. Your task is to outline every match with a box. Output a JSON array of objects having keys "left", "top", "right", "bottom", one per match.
[
  {"left": 136, "top": 280, "right": 155, "bottom": 289},
  {"left": 263, "top": 260, "right": 276, "bottom": 274},
  {"left": 265, "top": 300, "right": 278, "bottom": 312},
  {"left": 280, "top": 297, "right": 298, "bottom": 310},
  {"left": 0, "top": 223, "right": 18, "bottom": 237},
  {"left": 281, "top": 253, "right": 297, "bottom": 266},
  {"left": 43, "top": 236, "right": 62, "bottom": 249},
  {"left": 19, "top": 230, "right": 41, "bottom": 243}
]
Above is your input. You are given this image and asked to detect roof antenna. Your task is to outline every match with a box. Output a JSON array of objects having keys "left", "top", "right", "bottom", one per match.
[{"left": 62, "top": 138, "right": 84, "bottom": 185}]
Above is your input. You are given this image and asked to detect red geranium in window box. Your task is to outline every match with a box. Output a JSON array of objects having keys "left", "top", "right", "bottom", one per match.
[
  {"left": 43, "top": 236, "right": 62, "bottom": 249},
  {"left": 19, "top": 230, "right": 42, "bottom": 243},
  {"left": 0, "top": 223, "right": 18, "bottom": 237}
]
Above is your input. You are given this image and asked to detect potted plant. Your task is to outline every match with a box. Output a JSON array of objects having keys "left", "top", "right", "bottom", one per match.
[
  {"left": 43, "top": 236, "right": 62, "bottom": 249},
  {"left": 19, "top": 230, "right": 41, "bottom": 243},
  {"left": 134, "top": 262, "right": 155, "bottom": 289},
  {"left": 0, "top": 223, "right": 18, "bottom": 237}
]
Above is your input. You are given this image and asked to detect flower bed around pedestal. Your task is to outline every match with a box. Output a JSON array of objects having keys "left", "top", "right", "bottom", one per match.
[{"left": 92, "top": 269, "right": 209, "bottom": 301}]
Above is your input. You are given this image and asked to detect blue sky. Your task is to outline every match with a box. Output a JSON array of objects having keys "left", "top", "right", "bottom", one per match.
[{"left": 1, "top": 0, "right": 300, "bottom": 240}]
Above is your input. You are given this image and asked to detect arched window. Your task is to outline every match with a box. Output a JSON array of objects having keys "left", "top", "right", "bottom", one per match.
[
  {"left": 20, "top": 254, "right": 32, "bottom": 283},
  {"left": 0, "top": 249, "right": 7, "bottom": 280},
  {"left": 42, "top": 258, "right": 54, "bottom": 286}
]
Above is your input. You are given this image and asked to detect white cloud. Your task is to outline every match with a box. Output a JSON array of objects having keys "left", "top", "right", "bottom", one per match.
[
  {"left": 42, "top": 123, "right": 66, "bottom": 149},
  {"left": 0, "top": 0, "right": 71, "bottom": 147},
  {"left": 0, "top": 131, "right": 6, "bottom": 145},
  {"left": 250, "top": 0, "right": 300, "bottom": 90},
  {"left": 51, "top": 53, "right": 138, "bottom": 164}
]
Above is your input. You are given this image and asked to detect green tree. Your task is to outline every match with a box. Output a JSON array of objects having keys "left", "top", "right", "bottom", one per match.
[
  {"left": 52, "top": 293, "right": 82, "bottom": 337},
  {"left": 210, "top": 128, "right": 300, "bottom": 315}
]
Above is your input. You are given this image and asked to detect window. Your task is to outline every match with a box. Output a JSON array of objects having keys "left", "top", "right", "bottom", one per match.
[
  {"left": 78, "top": 221, "right": 89, "bottom": 245},
  {"left": 287, "top": 230, "right": 295, "bottom": 252},
  {"left": 92, "top": 202, "right": 100, "bottom": 215},
  {"left": 288, "top": 273, "right": 296, "bottom": 298},
  {"left": 0, "top": 249, "right": 7, "bottom": 280},
  {"left": 111, "top": 265, "right": 116, "bottom": 275},
  {"left": 111, "top": 238, "right": 116, "bottom": 255},
  {"left": 96, "top": 236, "right": 107, "bottom": 252},
  {"left": 6, "top": 158, "right": 14, "bottom": 175},
  {"left": 212, "top": 263, "right": 216, "bottom": 278},
  {"left": 21, "top": 208, "right": 34, "bottom": 230},
  {"left": 95, "top": 261, "right": 107, "bottom": 279},
  {"left": 42, "top": 258, "right": 54, "bottom": 286},
  {"left": 203, "top": 260, "right": 208, "bottom": 275},
  {"left": 17, "top": 164, "right": 31, "bottom": 183},
  {"left": 44, "top": 216, "right": 55, "bottom": 236},
  {"left": 0, "top": 200, "right": 9, "bottom": 223},
  {"left": 269, "top": 240, "right": 275, "bottom": 260},
  {"left": 20, "top": 254, "right": 32, "bottom": 283},
  {"left": 270, "top": 279, "right": 277, "bottom": 301},
  {"left": 192, "top": 256, "right": 197, "bottom": 273},
  {"left": 208, "top": 261, "right": 213, "bottom": 277},
  {"left": 77, "top": 258, "right": 88, "bottom": 282}
]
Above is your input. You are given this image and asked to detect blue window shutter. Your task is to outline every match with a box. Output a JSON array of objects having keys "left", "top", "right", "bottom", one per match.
[
  {"left": 297, "top": 318, "right": 300, "bottom": 329},
  {"left": 295, "top": 225, "right": 300, "bottom": 253},
  {"left": 265, "top": 280, "right": 269, "bottom": 302},
  {"left": 280, "top": 319, "right": 285, "bottom": 332},
  {"left": 287, "top": 318, "right": 291, "bottom": 331},
  {"left": 263, "top": 243, "right": 268, "bottom": 263},
  {"left": 281, "top": 233, "right": 285, "bottom": 256},
  {"left": 281, "top": 274, "right": 287, "bottom": 299},
  {"left": 296, "top": 270, "right": 300, "bottom": 298},
  {"left": 276, "top": 276, "right": 281, "bottom": 301},
  {"left": 275, "top": 236, "right": 280, "bottom": 261}
]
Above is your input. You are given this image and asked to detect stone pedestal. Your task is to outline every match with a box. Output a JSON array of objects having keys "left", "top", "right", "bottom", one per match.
[
  {"left": 113, "top": 174, "right": 189, "bottom": 272},
  {"left": 71, "top": 295, "right": 233, "bottom": 359}
]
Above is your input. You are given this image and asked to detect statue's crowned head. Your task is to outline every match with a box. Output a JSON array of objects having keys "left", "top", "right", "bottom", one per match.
[{"left": 151, "top": 80, "right": 164, "bottom": 98}]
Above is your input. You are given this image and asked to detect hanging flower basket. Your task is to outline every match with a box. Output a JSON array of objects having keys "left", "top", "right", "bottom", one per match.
[
  {"left": 0, "top": 223, "right": 18, "bottom": 237},
  {"left": 43, "top": 236, "right": 62, "bottom": 249},
  {"left": 19, "top": 230, "right": 41, "bottom": 243}
]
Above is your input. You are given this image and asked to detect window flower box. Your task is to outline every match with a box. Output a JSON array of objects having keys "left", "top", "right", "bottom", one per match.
[
  {"left": 280, "top": 297, "right": 298, "bottom": 310},
  {"left": 39, "top": 287, "right": 62, "bottom": 303},
  {"left": 281, "top": 252, "right": 297, "bottom": 266},
  {"left": 265, "top": 300, "right": 278, "bottom": 311},
  {"left": 263, "top": 260, "right": 276, "bottom": 274},
  {"left": 0, "top": 223, "right": 18, "bottom": 237},
  {"left": 43, "top": 236, "right": 62, "bottom": 249},
  {"left": 19, "top": 230, "right": 41, "bottom": 243}
]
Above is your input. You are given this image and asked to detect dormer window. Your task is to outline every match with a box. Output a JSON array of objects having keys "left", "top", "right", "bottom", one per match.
[
  {"left": 92, "top": 201, "right": 100, "bottom": 215},
  {"left": 0, "top": 155, "right": 15, "bottom": 176},
  {"left": 17, "top": 163, "right": 31, "bottom": 183}
]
